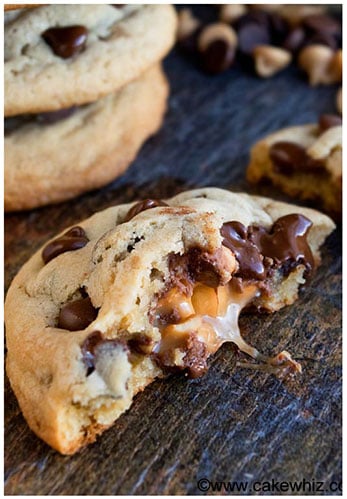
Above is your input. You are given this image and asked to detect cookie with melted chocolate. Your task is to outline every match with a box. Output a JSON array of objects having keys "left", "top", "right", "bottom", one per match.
[
  {"left": 247, "top": 119, "right": 342, "bottom": 219},
  {"left": 5, "top": 188, "right": 334, "bottom": 454}
]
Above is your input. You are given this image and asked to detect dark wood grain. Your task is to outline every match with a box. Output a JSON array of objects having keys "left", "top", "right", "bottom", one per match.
[{"left": 5, "top": 7, "right": 341, "bottom": 495}]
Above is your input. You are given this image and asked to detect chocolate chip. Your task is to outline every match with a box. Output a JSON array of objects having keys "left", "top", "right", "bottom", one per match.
[
  {"left": 81, "top": 331, "right": 128, "bottom": 376},
  {"left": 268, "top": 12, "right": 289, "bottom": 45},
  {"left": 221, "top": 221, "right": 265, "bottom": 280},
  {"left": 269, "top": 141, "right": 308, "bottom": 174},
  {"left": 249, "top": 214, "right": 314, "bottom": 275},
  {"left": 42, "top": 25, "right": 88, "bottom": 59},
  {"left": 304, "top": 32, "right": 338, "bottom": 50},
  {"left": 81, "top": 331, "right": 103, "bottom": 375},
  {"left": 282, "top": 27, "right": 306, "bottom": 53},
  {"left": 235, "top": 11, "right": 271, "bottom": 31},
  {"left": 269, "top": 141, "right": 326, "bottom": 174},
  {"left": 182, "top": 332, "right": 208, "bottom": 379},
  {"left": 187, "top": 248, "right": 227, "bottom": 287},
  {"left": 128, "top": 334, "right": 153, "bottom": 354},
  {"left": 200, "top": 39, "right": 235, "bottom": 74},
  {"left": 238, "top": 23, "right": 271, "bottom": 57},
  {"left": 303, "top": 14, "right": 341, "bottom": 37},
  {"left": 319, "top": 114, "right": 342, "bottom": 133},
  {"left": 221, "top": 214, "right": 314, "bottom": 280},
  {"left": 42, "top": 226, "right": 89, "bottom": 264},
  {"left": 124, "top": 199, "right": 168, "bottom": 222},
  {"left": 58, "top": 296, "right": 98, "bottom": 331}
]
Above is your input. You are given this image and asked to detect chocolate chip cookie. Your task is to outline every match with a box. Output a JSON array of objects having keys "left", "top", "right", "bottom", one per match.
[
  {"left": 247, "top": 116, "right": 342, "bottom": 219},
  {"left": 5, "top": 188, "right": 335, "bottom": 454},
  {"left": 5, "top": 4, "right": 177, "bottom": 116},
  {"left": 5, "top": 64, "right": 169, "bottom": 211}
]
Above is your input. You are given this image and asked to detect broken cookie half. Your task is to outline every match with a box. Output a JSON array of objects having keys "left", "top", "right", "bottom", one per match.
[
  {"left": 247, "top": 115, "right": 342, "bottom": 220},
  {"left": 5, "top": 188, "right": 335, "bottom": 454}
]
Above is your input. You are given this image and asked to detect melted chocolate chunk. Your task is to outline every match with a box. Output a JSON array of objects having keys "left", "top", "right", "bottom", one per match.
[
  {"left": 58, "top": 296, "right": 98, "bottom": 331},
  {"left": 81, "top": 331, "right": 103, "bottom": 375},
  {"left": 269, "top": 141, "right": 325, "bottom": 175},
  {"left": 154, "top": 332, "right": 208, "bottom": 379},
  {"left": 303, "top": 14, "right": 341, "bottom": 37},
  {"left": 127, "top": 333, "right": 153, "bottom": 354},
  {"left": 221, "top": 214, "right": 314, "bottom": 280},
  {"left": 182, "top": 333, "right": 209, "bottom": 379},
  {"left": 200, "top": 39, "right": 235, "bottom": 74},
  {"left": 81, "top": 331, "right": 128, "bottom": 376},
  {"left": 125, "top": 199, "right": 168, "bottom": 222},
  {"left": 221, "top": 221, "right": 265, "bottom": 280},
  {"left": 319, "top": 114, "right": 342, "bottom": 133},
  {"left": 42, "top": 25, "right": 88, "bottom": 59},
  {"left": 249, "top": 214, "right": 314, "bottom": 274},
  {"left": 42, "top": 226, "right": 89, "bottom": 264}
]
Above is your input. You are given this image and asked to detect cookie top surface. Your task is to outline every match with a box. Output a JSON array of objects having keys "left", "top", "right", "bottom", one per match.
[{"left": 5, "top": 4, "right": 177, "bottom": 116}]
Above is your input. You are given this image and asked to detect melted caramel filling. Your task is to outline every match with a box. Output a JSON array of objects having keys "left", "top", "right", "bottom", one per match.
[
  {"left": 154, "top": 281, "right": 259, "bottom": 356},
  {"left": 153, "top": 281, "right": 301, "bottom": 376}
]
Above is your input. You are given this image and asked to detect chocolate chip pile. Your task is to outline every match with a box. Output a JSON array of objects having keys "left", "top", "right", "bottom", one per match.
[{"left": 177, "top": 4, "right": 342, "bottom": 86}]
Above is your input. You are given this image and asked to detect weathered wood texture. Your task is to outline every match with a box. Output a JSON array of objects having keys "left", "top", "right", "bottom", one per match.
[{"left": 5, "top": 7, "right": 341, "bottom": 495}]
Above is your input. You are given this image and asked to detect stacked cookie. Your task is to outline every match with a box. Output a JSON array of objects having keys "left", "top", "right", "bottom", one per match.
[{"left": 4, "top": 4, "right": 177, "bottom": 211}]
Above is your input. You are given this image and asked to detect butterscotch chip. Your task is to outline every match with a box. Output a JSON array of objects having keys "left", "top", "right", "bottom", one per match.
[
  {"left": 5, "top": 188, "right": 334, "bottom": 454},
  {"left": 298, "top": 45, "right": 342, "bottom": 86},
  {"left": 253, "top": 45, "right": 292, "bottom": 78},
  {"left": 247, "top": 122, "right": 342, "bottom": 219}
]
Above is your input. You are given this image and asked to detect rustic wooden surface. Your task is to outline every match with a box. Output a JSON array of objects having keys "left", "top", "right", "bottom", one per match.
[{"left": 4, "top": 7, "right": 341, "bottom": 495}]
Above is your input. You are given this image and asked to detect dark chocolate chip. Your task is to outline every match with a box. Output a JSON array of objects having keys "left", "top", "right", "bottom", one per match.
[
  {"left": 58, "top": 296, "right": 98, "bottom": 331},
  {"left": 81, "top": 331, "right": 128, "bottom": 376},
  {"left": 182, "top": 332, "right": 208, "bottom": 379},
  {"left": 269, "top": 141, "right": 326, "bottom": 174},
  {"left": 303, "top": 14, "right": 341, "bottom": 37},
  {"left": 187, "top": 248, "right": 226, "bottom": 287},
  {"left": 128, "top": 333, "right": 153, "bottom": 354},
  {"left": 269, "top": 141, "right": 308, "bottom": 174},
  {"left": 200, "top": 39, "right": 235, "bottom": 74},
  {"left": 124, "top": 199, "right": 168, "bottom": 222},
  {"left": 81, "top": 331, "right": 104, "bottom": 375},
  {"left": 221, "top": 221, "right": 265, "bottom": 280},
  {"left": 42, "top": 25, "right": 88, "bottom": 59},
  {"left": 319, "top": 114, "right": 342, "bottom": 133},
  {"left": 235, "top": 11, "right": 271, "bottom": 30},
  {"left": 282, "top": 27, "right": 306, "bottom": 53},
  {"left": 238, "top": 23, "right": 271, "bottom": 57},
  {"left": 268, "top": 12, "right": 289, "bottom": 45},
  {"left": 221, "top": 214, "right": 314, "bottom": 280},
  {"left": 304, "top": 32, "right": 338, "bottom": 50},
  {"left": 249, "top": 214, "right": 314, "bottom": 275},
  {"left": 42, "top": 226, "right": 89, "bottom": 264}
]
